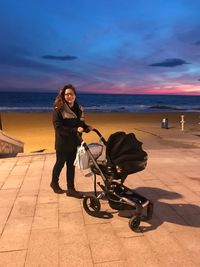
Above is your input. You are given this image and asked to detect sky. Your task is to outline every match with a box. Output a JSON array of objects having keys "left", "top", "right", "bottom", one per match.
[{"left": 0, "top": 0, "right": 200, "bottom": 95}]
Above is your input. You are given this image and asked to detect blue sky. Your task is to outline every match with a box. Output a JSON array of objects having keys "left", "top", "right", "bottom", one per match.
[{"left": 0, "top": 0, "right": 200, "bottom": 94}]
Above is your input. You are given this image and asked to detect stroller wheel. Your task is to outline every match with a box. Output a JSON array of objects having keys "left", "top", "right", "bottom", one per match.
[
  {"left": 83, "top": 196, "right": 101, "bottom": 215},
  {"left": 129, "top": 215, "right": 141, "bottom": 231}
]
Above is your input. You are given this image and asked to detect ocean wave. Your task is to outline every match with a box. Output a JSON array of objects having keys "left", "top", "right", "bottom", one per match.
[
  {"left": 84, "top": 104, "right": 149, "bottom": 112},
  {"left": 148, "top": 105, "right": 186, "bottom": 110},
  {"left": 0, "top": 106, "right": 52, "bottom": 112},
  {"left": 0, "top": 93, "right": 200, "bottom": 113},
  {"left": 1, "top": 105, "right": 200, "bottom": 112},
  {"left": 148, "top": 105, "right": 200, "bottom": 112}
]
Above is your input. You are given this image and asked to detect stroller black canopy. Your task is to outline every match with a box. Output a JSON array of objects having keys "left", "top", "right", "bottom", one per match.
[{"left": 106, "top": 132, "right": 148, "bottom": 176}]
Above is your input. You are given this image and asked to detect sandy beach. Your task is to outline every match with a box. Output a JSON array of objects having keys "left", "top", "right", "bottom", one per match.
[{"left": 1, "top": 111, "right": 200, "bottom": 152}]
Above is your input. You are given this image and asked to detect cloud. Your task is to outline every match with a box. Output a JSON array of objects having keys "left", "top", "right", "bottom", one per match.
[
  {"left": 41, "top": 55, "right": 78, "bottom": 61},
  {"left": 0, "top": 54, "right": 62, "bottom": 73},
  {"left": 149, "top": 58, "right": 190, "bottom": 67}
]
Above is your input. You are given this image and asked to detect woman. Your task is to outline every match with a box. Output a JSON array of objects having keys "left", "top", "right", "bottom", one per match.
[{"left": 50, "top": 84, "right": 92, "bottom": 198}]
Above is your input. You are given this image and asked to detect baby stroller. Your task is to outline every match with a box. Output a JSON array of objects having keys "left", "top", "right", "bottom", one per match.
[{"left": 81, "top": 129, "right": 153, "bottom": 232}]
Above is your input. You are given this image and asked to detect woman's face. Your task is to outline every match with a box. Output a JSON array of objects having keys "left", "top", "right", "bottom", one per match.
[{"left": 64, "top": 88, "right": 76, "bottom": 107}]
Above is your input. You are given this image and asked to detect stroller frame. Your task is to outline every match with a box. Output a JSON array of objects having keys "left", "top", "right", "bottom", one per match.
[{"left": 81, "top": 129, "right": 153, "bottom": 231}]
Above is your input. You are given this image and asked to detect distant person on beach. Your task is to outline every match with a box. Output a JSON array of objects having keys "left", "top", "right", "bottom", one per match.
[{"left": 51, "top": 84, "right": 93, "bottom": 198}]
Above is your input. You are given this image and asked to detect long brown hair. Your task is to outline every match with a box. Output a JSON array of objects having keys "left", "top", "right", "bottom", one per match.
[{"left": 53, "top": 84, "right": 77, "bottom": 109}]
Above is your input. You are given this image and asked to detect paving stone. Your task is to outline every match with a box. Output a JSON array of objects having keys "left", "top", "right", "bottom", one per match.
[
  {"left": 82, "top": 207, "right": 113, "bottom": 225},
  {"left": 0, "top": 250, "right": 26, "bottom": 267},
  {"left": 0, "top": 161, "right": 15, "bottom": 172},
  {"left": 137, "top": 169, "right": 156, "bottom": 181},
  {"left": 0, "top": 171, "right": 10, "bottom": 183},
  {"left": 26, "top": 162, "right": 44, "bottom": 177},
  {"left": 2, "top": 175, "right": 25, "bottom": 189},
  {"left": 169, "top": 184, "right": 200, "bottom": 202},
  {"left": 145, "top": 226, "right": 183, "bottom": 254},
  {"left": 179, "top": 176, "right": 200, "bottom": 192},
  {"left": 10, "top": 195, "right": 37, "bottom": 218},
  {"left": 9, "top": 165, "right": 28, "bottom": 176},
  {"left": 125, "top": 174, "right": 146, "bottom": 188},
  {"left": 0, "top": 206, "right": 12, "bottom": 235},
  {"left": 0, "top": 216, "right": 32, "bottom": 251},
  {"left": 184, "top": 251, "right": 200, "bottom": 266},
  {"left": 59, "top": 195, "right": 82, "bottom": 213},
  {"left": 25, "top": 228, "right": 59, "bottom": 266},
  {"left": 154, "top": 170, "right": 180, "bottom": 186},
  {"left": 120, "top": 236, "right": 160, "bottom": 267},
  {"left": 18, "top": 177, "right": 41, "bottom": 196},
  {"left": 143, "top": 178, "right": 169, "bottom": 189},
  {"left": 94, "top": 260, "right": 125, "bottom": 267},
  {"left": 32, "top": 203, "right": 58, "bottom": 230},
  {"left": 59, "top": 211, "right": 88, "bottom": 245},
  {"left": 111, "top": 215, "right": 144, "bottom": 238},
  {"left": 155, "top": 250, "right": 197, "bottom": 267},
  {"left": 195, "top": 191, "right": 200, "bottom": 197},
  {"left": 86, "top": 224, "right": 123, "bottom": 263},
  {"left": 37, "top": 189, "right": 58, "bottom": 204},
  {"left": 169, "top": 202, "right": 200, "bottom": 227},
  {"left": 59, "top": 242, "right": 93, "bottom": 267},
  {"left": 0, "top": 188, "right": 18, "bottom": 208},
  {"left": 172, "top": 228, "right": 200, "bottom": 253}
]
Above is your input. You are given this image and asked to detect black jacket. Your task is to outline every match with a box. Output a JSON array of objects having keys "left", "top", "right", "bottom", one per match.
[{"left": 52, "top": 102, "right": 88, "bottom": 153}]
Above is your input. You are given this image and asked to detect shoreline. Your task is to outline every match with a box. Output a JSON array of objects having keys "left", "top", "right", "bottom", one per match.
[{"left": 1, "top": 112, "right": 199, "bottom": 152}]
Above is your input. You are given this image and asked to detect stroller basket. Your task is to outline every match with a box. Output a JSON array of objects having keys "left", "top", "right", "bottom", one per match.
[{"left": 88, "top": 143, "right": 103, "bottom": 160}]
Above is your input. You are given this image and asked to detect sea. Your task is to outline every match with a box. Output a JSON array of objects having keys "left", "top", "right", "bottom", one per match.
[{"left": 0, "top": 92, "right": 200, "bottom": 113}]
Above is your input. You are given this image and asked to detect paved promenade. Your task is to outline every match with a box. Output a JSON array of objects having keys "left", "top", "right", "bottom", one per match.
[{"left": 0, "top": 144, "right": 200, "bottom": 266}]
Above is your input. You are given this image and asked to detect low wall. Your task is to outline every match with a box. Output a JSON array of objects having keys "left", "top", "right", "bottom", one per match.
[{"left": 0, "top": 130, "right": 24, "bottom": 156}]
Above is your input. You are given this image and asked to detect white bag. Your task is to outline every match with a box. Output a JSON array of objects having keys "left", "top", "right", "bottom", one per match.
[{"left": 74, "top": 142, "right": 90, "bottom": 170}]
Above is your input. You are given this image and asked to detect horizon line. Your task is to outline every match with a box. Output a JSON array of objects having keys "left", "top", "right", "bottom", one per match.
[{"left": 0, "top": 90, "right": 200, "bottom": 96}]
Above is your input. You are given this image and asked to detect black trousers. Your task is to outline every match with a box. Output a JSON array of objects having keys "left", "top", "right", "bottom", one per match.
[{"left": 52, "top": 150, "right": 77, "bottom": 189}]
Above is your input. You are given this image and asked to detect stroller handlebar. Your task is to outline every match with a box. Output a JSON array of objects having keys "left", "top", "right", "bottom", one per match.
[
  {"left": 77, "top": 128, "right": 107, "bottom": 145},
  {"left": 92, "top": 128, "right": 107, "bottom": 145}
]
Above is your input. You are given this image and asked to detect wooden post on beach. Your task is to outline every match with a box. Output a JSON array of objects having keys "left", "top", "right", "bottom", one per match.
[
  {"left": 180, "top": 115, "right": 185, "bottom": 131},
  {"left": 0, "top": 113, "right": 2, "bottom": 130}
]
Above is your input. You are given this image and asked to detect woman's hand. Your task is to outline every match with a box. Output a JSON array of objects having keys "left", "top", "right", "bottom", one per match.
[
  {"left": 77, "top": 125, "right": 93, "bottom": 133},
  {"left": 84, "top": 125, "right": 93, "bottom": 133},
  {"left": 77, "top": 127, "right": 84, "bottom": 133},
  {"left": 87, "top": 125, "right": 94, "bottom": 131}
]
